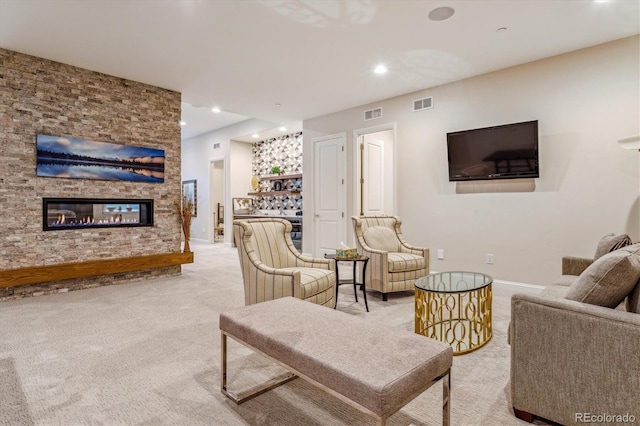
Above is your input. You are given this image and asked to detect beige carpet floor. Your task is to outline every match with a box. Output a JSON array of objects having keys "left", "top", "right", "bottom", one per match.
[{"left": 0, "top": 241, "right": 548, "bottom": 425}]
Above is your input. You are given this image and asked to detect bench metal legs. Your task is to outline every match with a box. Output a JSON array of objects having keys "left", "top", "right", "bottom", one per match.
[
  {"left": 443, "top": 369, "right": 451, "bottom": 426},
  {"left": 221, "top": 332, "right": 297, "bottom": 404}
]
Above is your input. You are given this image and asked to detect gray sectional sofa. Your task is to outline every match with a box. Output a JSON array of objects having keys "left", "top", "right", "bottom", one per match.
[{"left": 510, "top": 237, "right": 640, "bottom": 425}]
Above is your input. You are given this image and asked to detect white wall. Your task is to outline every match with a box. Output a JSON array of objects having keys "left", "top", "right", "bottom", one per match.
[
  {"left": 303, "top": 36, "right": 640, "bottom": 286},
  {"left": 181, "top": 118, "right": 277, "bottom": 243},
  {"left": 230, "top": 140, "right": 254, "bottom": 215}
]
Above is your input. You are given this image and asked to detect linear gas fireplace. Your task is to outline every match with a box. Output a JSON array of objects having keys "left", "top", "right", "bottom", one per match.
[{"left": 43, "top": 198, "right": 153, "bottom": 231}]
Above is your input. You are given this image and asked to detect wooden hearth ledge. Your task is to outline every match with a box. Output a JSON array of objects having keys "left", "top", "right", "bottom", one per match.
[{"left": 0, "top": 252, "right": 194, "bottom": 288}]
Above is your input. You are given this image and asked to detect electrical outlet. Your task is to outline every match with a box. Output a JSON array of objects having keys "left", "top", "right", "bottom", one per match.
[
  {"left": 437, "top": 249, "right": 444, "bottom": 260},
  {"left": 486, "top": 254, "right": 494, "bottom": 264}
]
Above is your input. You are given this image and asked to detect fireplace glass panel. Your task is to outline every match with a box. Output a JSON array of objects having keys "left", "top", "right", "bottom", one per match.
[{"left": 43, "top": 198, "right": 153, "bottom": 231}]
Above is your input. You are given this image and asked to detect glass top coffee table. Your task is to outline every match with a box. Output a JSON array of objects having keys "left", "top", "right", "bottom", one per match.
[{"left": 414, "top": 271, "right": 493, "bottom": 355}]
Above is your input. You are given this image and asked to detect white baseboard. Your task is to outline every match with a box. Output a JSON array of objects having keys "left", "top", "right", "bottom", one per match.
[
  {"left": 492, "top": 279, "right": 544, "bottom": 294},
  {"left": 428, "top": 270, "right": 544, "bottom": 294}
]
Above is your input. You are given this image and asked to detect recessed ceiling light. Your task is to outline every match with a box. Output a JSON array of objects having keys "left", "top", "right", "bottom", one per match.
[
  {"left": 374, "top": 64, "right": 388, "bottom": 74},
  {"left": 252, "top": 133, "right": 259, "bottom": 139},
  {"left": 212, "top": 107, "right": 221, "bottom": 113},
  {"left": 279, "top": 126, "right": 287, "bottom": 132},
  {"left": 179, "top": 121, "right": 186, "bottom": 126},
  {"left": 275, "top": 103, "right": 282, "bottom": 107},
  {"left": 428, "top": 6, "right": 455, "bottom": 21}
]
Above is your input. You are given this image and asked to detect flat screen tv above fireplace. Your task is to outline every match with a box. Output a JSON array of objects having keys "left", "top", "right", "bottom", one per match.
[
  {"left": 43, "top": 198, "right": 153, "bottom": 231},
  {"left": 447, "top": 120, "right": 539, "bottom": 181}
]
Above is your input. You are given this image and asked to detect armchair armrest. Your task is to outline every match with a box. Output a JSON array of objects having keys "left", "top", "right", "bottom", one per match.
[
  {"left": 399, "top": 241, "right": 429, "bottom": 258},
  {"left": 561, "top": 256, "right": 593, "bottom": 276},
  {"left": 243, "top": 250, "right": 304, "bottom": 302},
  {"left": 359, "top": 245, "right": 388, "bottom": 256},
  {"left": 510, "top": 293, "right": 640, "bottom": 425},
  {"left": 293, "top": 253, "right": 334, "bottom": 271}
]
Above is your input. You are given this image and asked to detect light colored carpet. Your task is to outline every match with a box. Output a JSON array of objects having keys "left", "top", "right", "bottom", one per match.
[{"left": 0, "top": 241, "right": 547, "bottom": 425}]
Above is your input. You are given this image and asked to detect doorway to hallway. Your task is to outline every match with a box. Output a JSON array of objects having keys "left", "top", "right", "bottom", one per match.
[
  {"left": 210, "top": 158, "right": 225, "bottom": 243},
  {"left": 354, "top": 125, "right": 395, "bottom": 217}
]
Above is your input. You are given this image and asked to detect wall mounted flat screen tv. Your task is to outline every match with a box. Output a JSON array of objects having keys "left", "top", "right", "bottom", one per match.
[{"left": 447, "top": 120, "right": 539, "bottom": 181}]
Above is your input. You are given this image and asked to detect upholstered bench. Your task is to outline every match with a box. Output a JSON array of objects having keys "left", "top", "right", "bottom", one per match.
[{"left": 220, "top": 297, "right": 453, "bottom": 425}]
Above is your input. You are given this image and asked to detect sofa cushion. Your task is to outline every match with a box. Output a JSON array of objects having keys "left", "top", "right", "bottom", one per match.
[
  {"left": 565, "top": 244, "right": 640, "bottom": 308},
  {"left": 594, "top": 233, "right": 632, "bottom": 260},
  {"left": 363, "top": 226, "right": 400, "bottom": 252},
  {"left": 387, "top": 252, "right": 425, "bottom": 272},
  {"left": 626, "top": 282, "right": 640, "bottom": 314}
]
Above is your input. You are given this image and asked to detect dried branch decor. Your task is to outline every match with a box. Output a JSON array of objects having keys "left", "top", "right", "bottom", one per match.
[{"left": 175, "top": 195, "right": 194, "bottom": 252}]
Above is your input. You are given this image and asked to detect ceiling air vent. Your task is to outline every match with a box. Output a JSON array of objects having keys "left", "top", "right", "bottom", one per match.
[
  {"left": 364, "top": 107, "right": 383, "bottom": 121},
  {"left": 413, "top": 96, "right": 433, "bottom": 112},
  {"left": 213, "top": 143, "right": 221, "bottom": 149}
]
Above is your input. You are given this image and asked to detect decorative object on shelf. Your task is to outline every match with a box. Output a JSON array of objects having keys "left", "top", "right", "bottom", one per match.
[
  {"left": 273, "top": 181, "right": 283, "bottom": 191},
  {"left": 181, "top": 179, "right": 197, "bottom": 217},
  {"left": 271, "top": 165, "right": 282, "bottom": 175},
  {"left": 36, "top": 134, "right": 165, "bottom": 183},
  {"left": 250, "top": 175, "right": 260, "bottom": 191},
  {"left": 175, "top": 194, "right": 194, "bottom": 253}
]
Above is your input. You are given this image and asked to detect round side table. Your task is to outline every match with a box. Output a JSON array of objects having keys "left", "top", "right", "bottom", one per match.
[
  {"left": 414, "top": 271, "right": 492, "bottom": 355},
  {"left": 324, "top": 254, "right": 369, "bottom": 312}
]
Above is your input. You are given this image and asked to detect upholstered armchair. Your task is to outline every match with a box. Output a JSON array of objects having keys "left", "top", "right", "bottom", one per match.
[
  {"left": 352, "top": 216, "right": 429, "bottom": 301},
  {"left": 233, "top": 218, "right": 336, "bottom": 308}
]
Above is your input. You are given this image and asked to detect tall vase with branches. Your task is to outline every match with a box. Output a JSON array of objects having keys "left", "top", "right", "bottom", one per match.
[{"left": 175, "top": 195, "right": 194, "bottom": 253}]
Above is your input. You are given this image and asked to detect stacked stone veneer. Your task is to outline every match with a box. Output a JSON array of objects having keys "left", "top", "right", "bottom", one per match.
[
  {"left": 252, "top": 132, "right": 303, "bottom": 211},
  {"left": 0, "top": 49, "right": 182, "bottom": 300}
]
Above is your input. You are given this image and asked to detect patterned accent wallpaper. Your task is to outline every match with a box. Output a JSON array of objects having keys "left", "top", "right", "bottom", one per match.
[{"left": 252, "top": 132, "right": 303, "bottom": 211}]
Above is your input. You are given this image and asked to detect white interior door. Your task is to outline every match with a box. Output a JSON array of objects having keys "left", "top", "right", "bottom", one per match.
[
  {"left": 313, "top": 134, "right": 346, "bottom": 257},
  {"left": 362, "top": 137, "right": 384, "bottom": 216},
  {"left": 354, "top": 127, "right": 394, "bottom": 217}
]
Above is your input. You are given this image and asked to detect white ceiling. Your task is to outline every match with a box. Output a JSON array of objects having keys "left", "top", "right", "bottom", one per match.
[{"left": 1, "top": 0, "right": 638, "bottom": 141}]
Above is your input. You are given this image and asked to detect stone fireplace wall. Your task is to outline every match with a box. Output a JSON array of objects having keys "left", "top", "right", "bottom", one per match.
[{"left": 0, "top": 48, "right": 182, "bottom": 300}]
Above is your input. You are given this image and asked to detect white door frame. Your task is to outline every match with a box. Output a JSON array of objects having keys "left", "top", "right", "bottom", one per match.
[
  {"left": 312, "top": 132, "right": 347, "bottom": 257},
  {"left": 209, "top": 156, "right": 225, "bottom": 244},
  {"left": 352, "top": 123, "right": 397, "bottom": 218}
]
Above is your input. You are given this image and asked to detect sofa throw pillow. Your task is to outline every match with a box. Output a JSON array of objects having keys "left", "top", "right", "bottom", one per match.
[
  {"left": 362, "top": 226, "right": 400, "bottom": 252},
  {"left": 594, "top": 233, "right": 632, "bottom": 260},
  {"left": 626, "top": 280, "right": 640, "bottom": 314},
  {"left": 566, "top": 244, "right": 640, "bottom": 308}
]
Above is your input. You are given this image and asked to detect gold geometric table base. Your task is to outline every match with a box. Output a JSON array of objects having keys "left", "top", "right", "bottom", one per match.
[{"left": 415, "top": 284, "right": 492, "bottom": 355}]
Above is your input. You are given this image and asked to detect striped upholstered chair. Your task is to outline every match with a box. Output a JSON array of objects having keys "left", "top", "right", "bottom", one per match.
[
  {"left": 233, "top": 218, "right": 336, "bottom": 308},
  {"left": 352, "top": 216, "right": 429, "bottom": 301}
]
